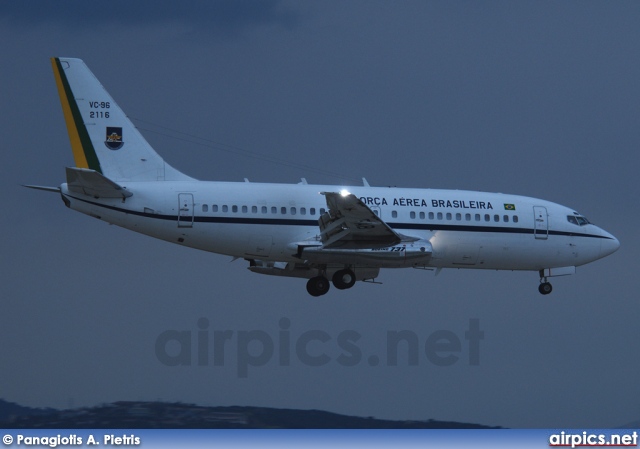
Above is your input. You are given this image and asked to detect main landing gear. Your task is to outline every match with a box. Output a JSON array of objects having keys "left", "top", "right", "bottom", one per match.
[
  {"left": 306, "top": 268, "right": 356, "bottom": 297},
  {"left": 306, "top": 276, "right": 330, "bottom": 297},
  {"left": 332, "top": 268, "right": 356, "bottom": 290}
]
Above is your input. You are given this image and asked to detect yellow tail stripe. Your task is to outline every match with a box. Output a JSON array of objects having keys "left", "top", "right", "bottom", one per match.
[{"left": 51, "top": 57, "right": 89, "bottom": 169}]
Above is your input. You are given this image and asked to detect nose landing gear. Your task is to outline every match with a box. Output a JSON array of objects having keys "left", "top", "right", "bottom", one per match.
[
  {"left": 538, "top": 269, "right": 553, "bottom": 295},
  {"left": 538, "top": 281, "right": 553, "bottom": 295}
]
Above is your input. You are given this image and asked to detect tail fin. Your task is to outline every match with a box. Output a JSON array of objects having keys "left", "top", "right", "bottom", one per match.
[{"left": 51, "top": 57, "right": 193, "bottom": 182}]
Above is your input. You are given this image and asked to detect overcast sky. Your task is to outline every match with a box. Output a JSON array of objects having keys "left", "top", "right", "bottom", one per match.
[{"left": 1, "top": 1, "right": 637, "bottom": 428}]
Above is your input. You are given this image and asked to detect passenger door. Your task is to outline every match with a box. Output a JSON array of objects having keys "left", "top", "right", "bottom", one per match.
[
  {"left": 533, "top": 206, "right": 548, "bottom": 240},
  {"left": 178, "top": 193, "right": 194, "bottom": 228}
]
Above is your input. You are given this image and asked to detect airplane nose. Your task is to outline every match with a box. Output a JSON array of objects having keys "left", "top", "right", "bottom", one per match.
[{"left": 600, "top": 232, "right": 620, "bottom": 258}]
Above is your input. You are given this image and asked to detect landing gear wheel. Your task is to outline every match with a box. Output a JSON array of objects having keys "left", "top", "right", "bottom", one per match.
[
  {"left": 307, "top": 276, "right": 330, "bottom": 297},
  {"left": 332, "top": 269, "right": 356, "bottom": 290},
  {"left": 538, "top": 282, "right": 553, "bottom": 295}
]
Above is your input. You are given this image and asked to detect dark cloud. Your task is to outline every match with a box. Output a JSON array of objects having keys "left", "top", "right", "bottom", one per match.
[{"left": 0, "top": 0, "right": 298, "bottom": 35}]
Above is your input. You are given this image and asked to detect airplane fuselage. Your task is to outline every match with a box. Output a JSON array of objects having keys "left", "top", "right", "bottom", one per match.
[{"left": 60, "top": 181, "right": 619, "bottom": 272}]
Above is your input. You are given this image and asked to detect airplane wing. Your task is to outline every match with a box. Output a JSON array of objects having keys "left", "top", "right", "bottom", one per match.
[
  {"left": 66, "top": 167, "right": 132, "bottom": 199},
  {"left": 319, "top": 191, "right": 416, "bottom": 249}
]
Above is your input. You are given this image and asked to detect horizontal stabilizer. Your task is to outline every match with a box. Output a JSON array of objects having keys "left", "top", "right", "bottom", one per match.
[
  {"left": 66, "top": 167, "right": 132, "bottom": 199},
  {"left": 23, "top": 185, "right": 60, "bottom": 193}
]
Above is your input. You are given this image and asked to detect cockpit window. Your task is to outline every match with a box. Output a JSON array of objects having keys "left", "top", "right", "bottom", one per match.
[
  {"left": 576, "top": 216, "right": 590, "bottom": 226},
  {"left": 567, "top": 214, "right": 590, "bottom": 226}
]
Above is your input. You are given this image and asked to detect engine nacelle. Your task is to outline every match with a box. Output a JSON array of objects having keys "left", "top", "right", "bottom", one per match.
[{"left": 300, "top": 240, "right": 433, "bottom": 268}]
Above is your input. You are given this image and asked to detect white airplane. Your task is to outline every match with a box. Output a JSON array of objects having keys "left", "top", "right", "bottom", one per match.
[{"left": 27, "top": 57, "right": 620, "bottom": 297}]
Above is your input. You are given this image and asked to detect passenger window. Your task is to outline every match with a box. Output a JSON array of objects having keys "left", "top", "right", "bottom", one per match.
[
  {"left": 242, "top": 206, "right": 248, "bottom": 213},
  {"left": 232, "top": 205, "right": 238, "bottom": 213},
  {"left": 513, "top": 216, "right": 519, "bottom": 223},
  {"left": 222, "top": 205, "right": 228, "bottom": 212},
  {"left": 291, "top": 207, "right": 296, "bottom": 215},
  {"left": 456, "top": 213, "right": 461, "bottom": 221},
  {"left": 261, "top": 206, "right": 267, "bottom": 214},
  {"left": 301, "top": 207, "right": 306, "bottom": 215},
  {"left": 437, "top": 212, "right": 443, "bottom": 220},
  {"left": 271, "top": 206, "right": 277, "bottom": 214},
  {"left": 410, "top": 211, "right": 416, "bottom": 219},
  {"left": 419, "top": 212, "right": 425, "bottom": 219},
  {"left": 429, "top": 212, "right": 434, "bottom": 220},
  {"left": 503, "top": 215, "right": 509, "bottom": 222},
  {"left": 446, "top": 213, "right": 452, "bottom": 220},
  {"left": 475, "top": 214, "right": 480, "bottom": 221},
  {"left": 484, "top": 214, "right": 490, "bottom": 222},
  {"left": 311, "top": 208, "right": 316, "bottom": 215},
  {"left": 494, "top": 214, "right": 499, "bottom": 222},
  {"left": 392, "top": 211, "right": 398, "bottom": 218},
  {"left": 320, "top": 208, "right": 326, "bottom": 215},
  {"left": 202, "top": 204, "right": 208, "bottom": 212},
  {"left": 281, "top": 207, "right": 287, "bottom": 214},
  {"left": 465, "top": 213, "right": 471, "bottom": 221},
  {"left": 252, "top": 206, "right": 257, "bottom": 213},
  {"left": 212, "top": 205, "right": 218, "bottom": 212}
]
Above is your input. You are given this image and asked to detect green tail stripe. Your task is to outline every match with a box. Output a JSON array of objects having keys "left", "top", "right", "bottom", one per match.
[{"left": 54, "top": 58, "right": 102, "bottom": 173}]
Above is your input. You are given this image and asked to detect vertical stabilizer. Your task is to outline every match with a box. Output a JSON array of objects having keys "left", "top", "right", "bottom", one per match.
[{"left": 51, "top": 57, "right": 193, "bottom": 182}]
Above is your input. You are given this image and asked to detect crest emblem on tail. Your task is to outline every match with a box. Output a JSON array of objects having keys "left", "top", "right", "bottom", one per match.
[{"left": 105, "top": 127, "right": 124, "bottom": 150}]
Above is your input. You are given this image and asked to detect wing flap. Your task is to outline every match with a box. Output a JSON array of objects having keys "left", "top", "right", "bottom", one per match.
[
  {"left": 319, "top": 192, "right": 404, "bottom": 249},
  {"left": 65, "top": 167, "right": 132, "bottom": 199}
]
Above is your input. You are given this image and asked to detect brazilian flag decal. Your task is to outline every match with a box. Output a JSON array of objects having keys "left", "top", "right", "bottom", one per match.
[{"left": 504, "top": 204, "right": 516, "bottom": 211}]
